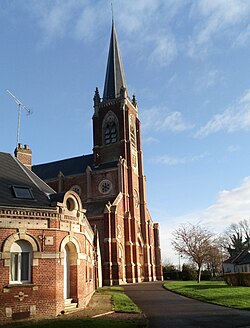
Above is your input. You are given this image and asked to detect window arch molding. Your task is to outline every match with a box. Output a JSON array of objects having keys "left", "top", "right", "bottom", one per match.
[
  {"left": 59, "top": 235, "right": 82, "bottom": 256},
  {"left": 102, "top": 111, "right": 119, "bottom": 145},
  {"left": 63, "top": 191, "right": 83, "bottom": 212},
  {"left": 2, "top": 233, "right": 39, "bottom": 256}
]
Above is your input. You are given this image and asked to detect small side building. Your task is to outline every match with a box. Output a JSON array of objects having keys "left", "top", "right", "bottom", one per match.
[
  {"left": 0, "top": 152, "right": 97, "bottom": 323},
  {"left": 223, "top": 249, "right": 250, "bottom": 273}
]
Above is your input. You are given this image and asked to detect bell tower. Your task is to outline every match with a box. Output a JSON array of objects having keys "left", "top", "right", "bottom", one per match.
[
  {"left": 91, "top": 20, "right": 162, "bottom": 284},
  {"left": 92, "top": 21, "right": 139, "bottom": 167}
]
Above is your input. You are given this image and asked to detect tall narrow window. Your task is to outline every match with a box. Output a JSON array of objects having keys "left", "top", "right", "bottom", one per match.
[
  {"left": 10, "top": 240, "right": 32, "bottom": 283},
  {"left": 103, "top": 114, "right": 118, "bottom": 145},
  {"left": 130, "top": 115, "right": 136, "bottom": 148}
]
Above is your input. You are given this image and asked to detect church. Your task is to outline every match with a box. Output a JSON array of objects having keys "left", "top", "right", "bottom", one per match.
[{"left": 21, "top": 21, "right": 163, "bottom": 286}]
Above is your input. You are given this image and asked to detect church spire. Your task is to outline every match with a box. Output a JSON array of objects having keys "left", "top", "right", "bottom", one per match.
[{"left": 103, "top": 21, "right": 127, "bottom": 101}]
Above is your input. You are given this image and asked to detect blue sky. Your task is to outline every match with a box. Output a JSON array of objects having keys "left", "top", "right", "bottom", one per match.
[{"left": 1, "top": 0, "right": 250, "bottom": 264}]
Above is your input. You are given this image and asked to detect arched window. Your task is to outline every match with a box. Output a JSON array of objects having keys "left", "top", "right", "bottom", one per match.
[
  {"left": 103, "top": 114, "right": 118, "bottom": 145},
  {"left": 10, "top": 240, "right": 32, "bottom": 283}
]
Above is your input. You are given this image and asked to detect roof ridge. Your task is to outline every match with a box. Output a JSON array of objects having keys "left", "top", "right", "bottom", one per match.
[
  {"left": 14, "top": 156, "right": 55, "bottom": 196},
  {"left": 33, "top": 153, "right": 93, "bottom": 167}
]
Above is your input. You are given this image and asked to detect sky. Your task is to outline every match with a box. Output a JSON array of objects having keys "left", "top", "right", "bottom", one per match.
[{"left": 1, "top": 0, "right": 250, "bottom": 265}]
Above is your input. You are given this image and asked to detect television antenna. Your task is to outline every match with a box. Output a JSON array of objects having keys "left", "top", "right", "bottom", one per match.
[{"left": 6, "top": 90, "right": 32, "bottom": 148}]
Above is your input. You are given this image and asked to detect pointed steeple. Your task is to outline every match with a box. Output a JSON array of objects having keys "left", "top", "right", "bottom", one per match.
[{"left": 103, "top": 21, "right": 127, "bottom": 101}]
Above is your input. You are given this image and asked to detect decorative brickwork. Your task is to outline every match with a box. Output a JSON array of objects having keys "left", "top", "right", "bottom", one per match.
[{"left": 0, "top": 191, "right": 96, "bottom": 323}]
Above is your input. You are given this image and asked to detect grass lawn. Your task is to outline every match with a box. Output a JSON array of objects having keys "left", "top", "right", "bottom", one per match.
[
  {"left": 2, "top": 318, "right": 142, "bottom": 328},
  {"left": 98, "top": 286, "right": 141, "bottom": 313},
  {"left": 164, "top": 280, "right": 250, "bottom": 310}
]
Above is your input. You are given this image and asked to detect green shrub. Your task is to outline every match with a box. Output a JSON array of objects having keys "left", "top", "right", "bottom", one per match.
[
  {"left": 201, "top": 270, "right": 212, "bottom": 281},
  {"left": 182, "top": 264, "right": 197, "bottom": 281}
]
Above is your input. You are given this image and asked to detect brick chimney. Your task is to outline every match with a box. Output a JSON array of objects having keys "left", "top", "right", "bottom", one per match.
[{"left": 14, "top": 143, "right": 32, "bottom": 170}]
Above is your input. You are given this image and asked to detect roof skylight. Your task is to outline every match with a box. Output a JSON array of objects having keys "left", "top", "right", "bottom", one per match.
[{"left": 12, "top": 186, "right": 34, "bottom": 199}]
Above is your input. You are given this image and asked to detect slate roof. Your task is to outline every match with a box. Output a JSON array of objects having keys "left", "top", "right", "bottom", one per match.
[
  {"left": 224, "top": 249, "right": 250, "bottom": 265},
  {"left": 103, "top": 20, "right": 127, "bottom": 100},
  {"left": 0, "top": 152, "right": 55, "bottom": 209},
  {"left": 238, "top": 252, "right": 250, "bottom": 265},
  {"left": 33, "top": 154, "right": 94, "bottom": 181},
  {"left": 32, "top": 153, "right": 118, "bottom": 181}
]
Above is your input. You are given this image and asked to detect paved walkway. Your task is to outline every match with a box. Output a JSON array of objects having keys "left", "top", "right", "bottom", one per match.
[{"left": 124, "top": 281, "right": 250, "bottom": 328}]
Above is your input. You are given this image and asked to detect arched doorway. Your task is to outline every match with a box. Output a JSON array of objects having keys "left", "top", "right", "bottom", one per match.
[{"left": 64, "top": 242, "right": 77, "bottom": 300}]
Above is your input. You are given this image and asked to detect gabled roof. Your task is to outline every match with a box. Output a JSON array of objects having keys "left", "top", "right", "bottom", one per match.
[
  {"left": 0, "top": 152, "right": 55, "bottom": 209},
  {"left": 224, "top": 249, "right": 249, "bottom": 264},
  {"left": 33, "top": 154, "right": 94, "bottom": 181},
  {"left": 103, "top": 21, "right": 127, "bottom": 100},
  {"left": 238, "top": 252, "right": 250, "bottom": 265}
]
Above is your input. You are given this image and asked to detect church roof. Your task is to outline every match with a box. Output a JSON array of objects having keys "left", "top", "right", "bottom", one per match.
[
  {"left": 32, "top": 153, "right": 118, "bottom": 181},
  {"left": 0, "top": 152, "right": 55, "bottom": 209},
  {"left": 33, "top": 154, "right": 94, "bottom": 181},
  {"left": 103, "top": 21, "right": 127, "bottom": 100}
]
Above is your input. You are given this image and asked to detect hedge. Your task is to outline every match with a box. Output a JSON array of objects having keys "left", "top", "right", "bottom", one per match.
[{"left": 224, "top": 272, "right": 250, "bottom": 286}]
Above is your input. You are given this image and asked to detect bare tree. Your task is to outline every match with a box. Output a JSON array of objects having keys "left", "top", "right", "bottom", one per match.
[
  {"left": 172, "top": 223, "right": 214, "bottom": 283},
  {"left": 205, "top": 244, "right": 224, "bottom": 277}
]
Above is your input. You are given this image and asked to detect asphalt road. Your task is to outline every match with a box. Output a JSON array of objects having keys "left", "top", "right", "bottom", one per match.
[{"left": 123, "top": 281, "right": 250, "bottom": 328}]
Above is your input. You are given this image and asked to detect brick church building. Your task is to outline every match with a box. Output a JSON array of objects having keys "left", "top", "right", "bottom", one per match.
[{"left": 31, "top": 21, "right": 163, "bottom": 286}]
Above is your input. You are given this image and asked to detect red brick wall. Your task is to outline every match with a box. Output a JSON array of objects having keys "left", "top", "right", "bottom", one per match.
[{"left": 0, "top": 214, "right": 95, "bottom": 323}]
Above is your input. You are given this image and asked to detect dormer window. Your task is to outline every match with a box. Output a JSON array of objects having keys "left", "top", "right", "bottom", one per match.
[{"left": 12, "top": 186, "right": 34, "bottom": 199}]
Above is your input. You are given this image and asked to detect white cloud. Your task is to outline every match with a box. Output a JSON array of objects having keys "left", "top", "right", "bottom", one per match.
[
  {"left": 148, "top": 34, "right": 177, "bottom": 67},
  {"left": 188, "top": 0, "right": 250, "bottom": 57},
  {"left": 227, "top": 145, "right": 239, "bottom": 153},
  {"left": 13, "top": 0, "right": 250, "bottom": 64},
  {"left": 203, "top": 177, "right": 250, "bottom": 229},
  {"left": 117, "top": 0, "right": 160, "bottom": 34},
  {"left": 143, "top": 136, "right": 159, "bottom": 145},
  {"left": 27, "top": 1, "right": 84, "bottom": 45},
  {"left": 159, "top": 176, "right": 250, "bottom": 264},
  {"left": 195, "top": 69, "right": 223, "bottom": 91},
  {"left": 196, "top": 88, "right": 250, "bottom": 137},
  {"left": 22, "top": 0, "right": 107, "bottom": 46},
  {"left": 19, "top": 0, "right": 181, "bottom": 65},
  {"left": 234, "top": 23, "right": 250, "bottom": 47},
  {"left": 74, "top": 6, "right": 97, "bottom": 41},
  {"left": 153, "top": 152, "right": 209, "bottom": 166},
  {"left": 141, "top": 107, "right": 194, "bottom": 133}
]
